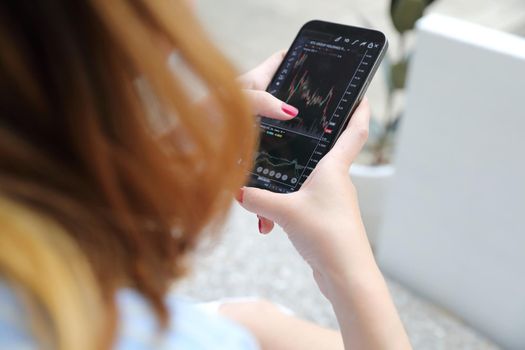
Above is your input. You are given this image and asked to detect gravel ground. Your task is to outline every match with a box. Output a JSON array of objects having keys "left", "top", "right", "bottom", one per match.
[
  {"left": 176, "top": 206, "right": 499, "bottom": 349},
  {"left": 174, "top": 1, "right": 525, "bottom": 348}
]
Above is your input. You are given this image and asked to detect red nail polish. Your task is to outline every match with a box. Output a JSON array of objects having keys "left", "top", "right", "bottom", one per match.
[
  {"left": 235, "top": 188, "right": 244, "bottom": 204},
  {"left": 258, "top": 218, "right": 263, "bottom": 233},
  {"left": 282, "top": 103, "right": 298, "bottom": 117}
]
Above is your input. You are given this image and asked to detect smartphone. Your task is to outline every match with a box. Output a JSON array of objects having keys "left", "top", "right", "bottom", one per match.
[{"left": 247, "top": 20, "right": 388, "bottom": 193}]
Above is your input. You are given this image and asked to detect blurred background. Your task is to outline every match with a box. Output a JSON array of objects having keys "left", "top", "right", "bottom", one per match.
[{"left": 176, "top": 1, "right": 525, "bottom": 349}]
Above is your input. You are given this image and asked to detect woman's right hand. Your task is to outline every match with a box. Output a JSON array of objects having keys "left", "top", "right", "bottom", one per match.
[
  {"left": 237, "top": 99, "right": 375, "bottom": 290},
  {"left": 238, "top": 98, "right": 412, "bottom": 350}
]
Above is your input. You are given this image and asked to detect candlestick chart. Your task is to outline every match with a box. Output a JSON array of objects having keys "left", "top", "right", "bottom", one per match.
[{"left": 268, "top": 51, "right": 346, "bottom": 139}]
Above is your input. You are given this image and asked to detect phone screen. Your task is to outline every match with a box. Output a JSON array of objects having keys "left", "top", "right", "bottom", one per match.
[{"left": 248, "top": 21, "right": 387, "bottom": 193}]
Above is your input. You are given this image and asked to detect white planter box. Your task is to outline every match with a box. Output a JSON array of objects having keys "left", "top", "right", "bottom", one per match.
[
  {"left": 350, "top": 164, "right": 395, "bottom": 248},
  {"left": 376, "top": 14, "right": 525, "bottom": 349}
]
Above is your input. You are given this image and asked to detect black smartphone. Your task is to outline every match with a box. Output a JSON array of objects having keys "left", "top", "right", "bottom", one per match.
[{"left": 247, "top": 20, "right": 388, "bottom": 193}]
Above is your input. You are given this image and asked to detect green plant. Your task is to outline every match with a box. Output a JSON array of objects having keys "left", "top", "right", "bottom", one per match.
[{"left": 366, "top": 0, "right": 437, "bottom": 165}]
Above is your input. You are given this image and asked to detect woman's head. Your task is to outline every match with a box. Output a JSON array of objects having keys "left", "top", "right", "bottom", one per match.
[{"left": 0, "top": 0, "right": 255, "bottom": 346}]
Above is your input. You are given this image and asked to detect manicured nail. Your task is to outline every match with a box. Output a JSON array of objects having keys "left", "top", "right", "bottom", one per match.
[
  {"left": 282, "top": 103, "right": 298, "bottom": 117},
  {"left": 258, "top": 218, "right": 263, "bottom": 233},
  {"left": 235, "top": 188, "right": 244, "bottom": 204}
]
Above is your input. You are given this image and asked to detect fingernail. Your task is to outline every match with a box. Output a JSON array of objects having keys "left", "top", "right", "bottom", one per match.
[
  {"left": 282, "top": 103, "right": 298, "bottom": 117},
  {"left": 258, "top": 218, "right": 263, "bottom": 233},
  {"left": 235, "top": 188, "right": 244, "bottom": 204}
]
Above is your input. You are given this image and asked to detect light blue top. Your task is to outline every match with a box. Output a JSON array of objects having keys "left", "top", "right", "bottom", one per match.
[{"left": 0, "top": 282, "right": 259, "bottom": 349}]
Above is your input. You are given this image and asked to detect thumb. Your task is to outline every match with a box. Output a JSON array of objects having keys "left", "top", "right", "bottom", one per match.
[
  {"left": 238, "top": 186, "right": 292, "bottom": 224},
  {"left": 244, "top": 90, "right": 299, "bottom": 120}
]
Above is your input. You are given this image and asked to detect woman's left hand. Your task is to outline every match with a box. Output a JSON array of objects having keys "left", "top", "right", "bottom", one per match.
[
  {"left": 237, "top": 50, "right": 299, "bottom": 233},
  {"left": 239, "top": 50, "right": 299, "bottom": 121}
]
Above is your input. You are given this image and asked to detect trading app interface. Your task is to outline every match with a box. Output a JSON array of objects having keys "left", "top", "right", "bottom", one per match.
[{"left": 249, "top": 29, "right": 384, "bottom": 193}]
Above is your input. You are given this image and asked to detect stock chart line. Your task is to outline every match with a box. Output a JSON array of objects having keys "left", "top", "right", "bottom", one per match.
[
  {"left": 293, "top": 51, "right": 308, "bottom": 69},
  {"left": 286, "top": 69, "right": 334, "bottom": 122},
  {"left": 255, "top": 152, "right": 304, "bottom": 178},
  {"left": 280, "top": 52, "right": 337, "bottom": 137}
]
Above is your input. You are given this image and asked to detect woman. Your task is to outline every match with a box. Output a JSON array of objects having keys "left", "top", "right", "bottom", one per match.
[{"left": 0, "top": 1, "right": 411, "bottom": 349}]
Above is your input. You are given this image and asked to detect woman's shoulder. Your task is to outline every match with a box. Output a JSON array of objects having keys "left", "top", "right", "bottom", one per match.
[
  {"left": 116, "top": 289, "right": 259, "bottom": 349},
  {"left": 0, "top": 281, "right": 258, "bottom": 350},
  {"left": 0, "top": 281, "right": 37, "bottom": 349}
]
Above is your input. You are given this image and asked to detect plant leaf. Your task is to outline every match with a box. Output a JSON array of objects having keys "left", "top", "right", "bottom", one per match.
[
  {"left": 390, "top": 59, "right": 409, "bottom": 90},
  {"left": 390, "top": 0, "right": 426, "bottom": 33}
]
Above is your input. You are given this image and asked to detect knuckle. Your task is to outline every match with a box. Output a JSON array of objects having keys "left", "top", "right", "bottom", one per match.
[
  {"left": 253, "top": 92, "right": 272, "bottom": 111},
  {"left": 242, "top": 189, "right": 258, "bottom": 209},
  {"left": 252, "top": 91, "right": 265, "bottom": 105},
  {"left": 261, "top": 91, "right": 274, "bottom": 104},
  {"left": 355, "top": 126, "right": 369, "bottom": 141}
]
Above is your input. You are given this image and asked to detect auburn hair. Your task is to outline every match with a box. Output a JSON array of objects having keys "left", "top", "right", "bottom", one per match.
[{"left": 0, "top": 0, "right": 256, "bottom": 348}]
